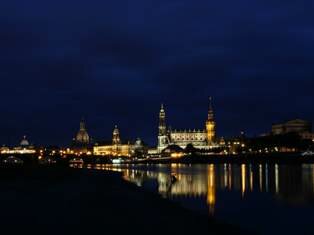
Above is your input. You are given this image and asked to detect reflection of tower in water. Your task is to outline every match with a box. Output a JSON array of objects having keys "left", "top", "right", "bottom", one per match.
[
  {"left": 96, "top": 163, "right": 314, "bottom": 213},
  {"left": 241, "top": 164, "right": 246, "bottom": 197},
  {"left": 207, "top": 164, "right": 216, "bottom": 215}
]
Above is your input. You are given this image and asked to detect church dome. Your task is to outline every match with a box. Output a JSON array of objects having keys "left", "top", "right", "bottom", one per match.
[
  {"left": 76, "top": 120, "right": 90, "bottom": 144},
  {"left": 135, "top": 138, "right": 142, "bottom": 146},
  {"left": 20, "top": 136, "right": 30, "bottom": 147},
  {"left": 76, "top": 130, "right": 90, "bottom": 143}
]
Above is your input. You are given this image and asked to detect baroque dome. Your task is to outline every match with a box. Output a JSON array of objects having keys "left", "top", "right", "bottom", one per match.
[
  {"left": 20, "top": 136, "right": 30, "bottom": 147},
  {"left": 76, "top": 120, "right": 90, "bottom": 144}
]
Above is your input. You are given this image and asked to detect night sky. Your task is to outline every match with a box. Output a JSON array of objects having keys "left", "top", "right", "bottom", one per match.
[{"left": 1, "top": 0, "right": 313, "bottom": 146}]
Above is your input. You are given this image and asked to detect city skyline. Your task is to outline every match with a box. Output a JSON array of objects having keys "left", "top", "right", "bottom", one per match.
[
  {"left": 0, "top": 99, "right": 313, "bottom": 147},
  {"left": 0, "top": 0, "right": 313, "bottom": 145},
  {"left": 1, "top": 2, "right": 314, "bottom": 235}
]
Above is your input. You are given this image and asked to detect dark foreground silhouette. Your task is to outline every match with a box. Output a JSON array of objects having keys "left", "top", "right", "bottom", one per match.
[{"left": 0, "top": 166, "right": 250, "bottom": 235}]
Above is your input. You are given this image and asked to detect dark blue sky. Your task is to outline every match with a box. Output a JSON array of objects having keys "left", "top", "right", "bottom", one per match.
[{"left": 0, "top": 0, "right": 313, "bottom": 146}]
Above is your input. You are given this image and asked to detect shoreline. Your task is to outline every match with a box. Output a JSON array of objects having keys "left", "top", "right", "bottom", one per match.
[
  {"left": 0, "top": 166, "right": 250, "bottom": 235},
  {"left": 1, "top": 152, "right": 314, "bottom": 166}
]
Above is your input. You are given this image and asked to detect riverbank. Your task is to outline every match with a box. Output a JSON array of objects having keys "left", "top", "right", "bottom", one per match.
[
  {"left": 0, "top": 166, "right": 249, "bottom": 234},
  {"left": 1, "top": 152, "right": 313, "bottom": 166}
]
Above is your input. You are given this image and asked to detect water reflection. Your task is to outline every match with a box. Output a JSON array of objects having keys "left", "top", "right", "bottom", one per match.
[
  {"left": 72, "top": 163, "right": 314, "bottom": 214},
  {"left": 207, "top": 164, "right": 215, "bottom": 214}
]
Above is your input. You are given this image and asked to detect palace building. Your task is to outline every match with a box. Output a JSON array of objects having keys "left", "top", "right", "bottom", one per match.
[
  {"left": 271, "top": 119, "right": 314, "bottom": 141},
  {"left": 272, "top": 119, "right": 311, "bottom": 135},
  {"left": 93, "top": 125, "right": 132, "bottom": 157},
  {"left": 0, "top": 136, "right": 36, "bottom": 155},
  {"left": 157, "top": 98, "right": 217, "bottom": 152}
]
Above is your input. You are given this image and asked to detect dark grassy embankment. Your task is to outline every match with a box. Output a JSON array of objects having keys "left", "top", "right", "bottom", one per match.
[{"left": 0, "top": 166, "right": 250, "bottom": 235}]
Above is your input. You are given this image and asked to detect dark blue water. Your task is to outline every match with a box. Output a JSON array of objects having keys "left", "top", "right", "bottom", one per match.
[{"left": 89, "top": 163, "right": 314, "bottom": 235}]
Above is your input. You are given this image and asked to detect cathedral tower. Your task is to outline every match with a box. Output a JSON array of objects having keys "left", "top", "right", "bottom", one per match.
[
  {"left": 112, "top": 125, "right": 121, "bottom": 145},
  {"left": 158, "top": 104, "right": 168, "bottom": 152},
  {"left": 206, "top": 97, "right": 216, "bottom": 144}
]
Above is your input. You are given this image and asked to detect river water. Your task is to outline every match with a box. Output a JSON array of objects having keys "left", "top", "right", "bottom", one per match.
[{"left": 80, "top": 163, "right": 314, "bottom": 234}]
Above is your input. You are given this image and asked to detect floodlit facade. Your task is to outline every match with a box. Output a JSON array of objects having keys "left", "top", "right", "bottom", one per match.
[
  {"left": 93, "top": 125, "right": 132, "bottom": 156},
  {"left": 272, "top": 119, "right": 311, "bottom": 135},
  {"left": 0, "top": 136, "right": 36, "bottom": 154},
  {"left": 272, "top": 119, "right": 313, "bottom": 141},
  {"left": 300, "top": 132, "right": 314, "bottom": 142},
  {"left": 157, "top": 98, "right": 217, "bottom": 152},
  {"left": 75, "top": 119, "right": 90, "bottom": 144},
  {"left": 71, "top": 119, "right": 92, "bottom": 154}
]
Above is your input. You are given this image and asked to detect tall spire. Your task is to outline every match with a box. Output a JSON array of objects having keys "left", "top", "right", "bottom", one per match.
[
  {"left": 159, "top": 103, "right": 166, "bottom": 135},
  {"left": 160, "top": 103, "right": 165, "bottom": 113},
  {"left": 158, "top": 103, "right": 168, "bottom": 152},
  {"left": 207, "top": 97, "right": 214, "bottom": 121},
  {"left": 206, "top": 97, "right": 216, "bottom": 144}
]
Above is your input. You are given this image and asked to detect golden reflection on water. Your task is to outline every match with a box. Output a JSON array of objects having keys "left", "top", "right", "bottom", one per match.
[
  {"left": 241, "top": 164, "right": 246, "bottom": 197},
  {"left": 71, "top": 163, "right": 314, "bottom": 215},
  {"left": 249, "top": 164, "right": 254, "bottom": 192},
  {"left": 207, "top": 164, "right": 215, "bottom": 215},
  {"left": 259, "top": 164, "right": 263, "bottom": 192},
  {"left": 275, "top": 164, "right": 279, "bottom": 194}
]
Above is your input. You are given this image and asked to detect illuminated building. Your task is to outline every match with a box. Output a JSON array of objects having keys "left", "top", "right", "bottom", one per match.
[
  {"left": 300, "top": 132, "right": 314, "bottom": 141},
  {"left": 132, "top": 138, "right": 148, "bottom": 157},
  {"left": 162, "top": 145, "right": 185, "bottom": 157},
  {"left": 271, "top": 119, "right": 314, "bottom": 142},
  {"left": 93, "top": 125, "right": 132, "bottom": 157},
  {"left": 20, "top": 136, "right": 30, "bottom": 147},
  {"left": 272, "top": 119, "right": 311, "bottom": 135},
  {"left": 0, "top": 136, "right": 36, "bottom": 154},
  {"left": 205, "top": 98, "right": 216, "bottom": 143},
  {"left": 71, "top": 119, "right": 92, "bottom": 154},
  {"left": 157, "top": 104, "right": 168, "bottom": 152},
  {"left": 75, "top": 119, "right": 90, "bottom": 144},
  {"left": 157, "top": 98, "right": 217, "bottom": 152}
]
